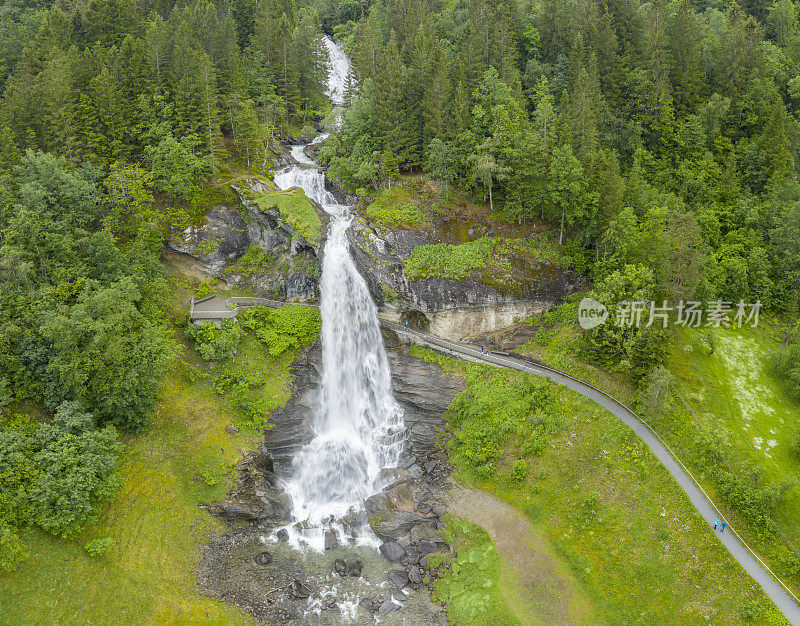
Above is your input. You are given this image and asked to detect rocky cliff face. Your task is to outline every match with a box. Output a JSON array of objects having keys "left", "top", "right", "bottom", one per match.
[
  {"left": 347, "top": 214, "right": 587, "bottom": 337},
  {"left": 166, "top": 177, "right": 327, "bottom": 302}
]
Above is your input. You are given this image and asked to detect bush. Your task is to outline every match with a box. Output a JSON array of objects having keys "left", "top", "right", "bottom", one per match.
[
  {"left": 84, "top": 537, "right": 114, "bottom": 556},
  {"left": 772, "top": 343, "right": 800, "bottom": 399},
  {"left": 185, "top": 319, "right": 242, "bottom": 360},
  {"left": 445, "top": 371, "right": 558, "bottom": 474},
  {"left": 194, "top": 281, "right": 215, "bottom": 299},
  {"left": 239, "top": 306, "right": 321, "bottom": 357},
  {"left": 225, "top": 244, "right": 276, "bottom": 278},
  {"left": 0, "top": 520, "right": 28, "bottom": 571},
  {"left": 510, "top": 459, "right": 528, "bottom": 482}
]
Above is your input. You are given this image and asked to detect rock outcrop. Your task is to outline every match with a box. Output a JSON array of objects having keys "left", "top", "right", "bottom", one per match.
[
  {"left": 166, "top": 177, "right": 327, "bottom": 302},
  {"left": 347, "top": 214, "right": 587, "bottom": 331}
]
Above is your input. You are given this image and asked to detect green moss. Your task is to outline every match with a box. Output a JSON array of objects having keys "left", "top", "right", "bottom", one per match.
[
  {"left": 366, "top": 186, "right": 427, "bottom": 228},
  {"left": 431, "top": 519, "right": 519, "bottom": 625},
  {"left": 187, "top": 184, "right": 239, "bottom": 224},
  {"left": 255, "top": 189, "right": 322, "bottom": 246}
]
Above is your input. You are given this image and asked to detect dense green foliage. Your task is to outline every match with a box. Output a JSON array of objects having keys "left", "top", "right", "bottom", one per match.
[
  {"left": 321, "top": 0, "right": 800, "bottom": 317},
  {"left": 240, "top": 305, "right": 321, "bottom": 356},
  {"left": 365, "top": 186, "right": 427, "bottom": 228},
  {"left": 185, "top": 319, "right": 243, "bottom": 360},
  {"left": 0, "top": 404, "right": 123, "bottom": 571},
  {"left": 411, "top": 347, "right": 560, "bottom": 476},
  {"left": 404, "top": 237, "right": 496, "bottom": 280}
]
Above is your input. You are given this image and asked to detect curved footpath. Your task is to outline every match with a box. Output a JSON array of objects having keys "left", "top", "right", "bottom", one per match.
[{"left": 383, "top": 320, "right": 800, "bottom": 624}]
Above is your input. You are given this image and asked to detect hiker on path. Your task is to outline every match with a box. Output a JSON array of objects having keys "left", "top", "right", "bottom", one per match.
[
  {"left": 714, "top": 520, "right": 719, "bottom": 530},
  {"left": 721, "top": 521, "right": 728, "bottom": 533}
]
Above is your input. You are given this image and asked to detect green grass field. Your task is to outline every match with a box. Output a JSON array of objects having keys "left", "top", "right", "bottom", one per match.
[
  {"left": 0, "top": 265, "right": 299, "bottom": 625},
  {"left": 411, "top": 345, "right": 787, "bottom": 624},
  {"left": 516, "top": 303, "right": 800, "bottom": 604}
]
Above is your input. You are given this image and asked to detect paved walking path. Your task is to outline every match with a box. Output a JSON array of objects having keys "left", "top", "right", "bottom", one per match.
[{"left": 383, "top": 320, "right": 800, "bottom": 624}]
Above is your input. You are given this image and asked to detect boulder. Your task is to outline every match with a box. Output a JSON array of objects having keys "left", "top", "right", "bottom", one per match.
[
  {"left": 346, "top": 559, "right": 363, "bottom": 577},
  {"left": 324, "top": 529, "right": 338, "bottom": 550},
  {"left": 289, "top": 579, "right": 311, "bottom": 599},
  {"left": 407, "top": 565, "right": 422, "bottom": 585},
  {"left": 379, "top": 541, "right": 405, "bottom": 562},
  {"left": 386, "top": 569, "right": 409, "bottom": 589},
  {"left": 333, "top": 559, "right": 347, "bottom": 576},
  {"left": 276, "top": 528, "right": 289, "bottom": 541},
  {"left": 378, "top": 599, "right": 400, "bottom": 614}
]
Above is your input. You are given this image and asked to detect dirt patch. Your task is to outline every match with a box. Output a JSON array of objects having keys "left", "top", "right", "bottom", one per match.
[{"left": 446, "top": 485, "right": 595, "bottom": 625}]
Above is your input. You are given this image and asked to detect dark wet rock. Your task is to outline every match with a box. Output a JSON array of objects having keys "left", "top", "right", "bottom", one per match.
[
  {"left": 276, "top": 528, "right": 289, "bottom": 541},
  {"left": 289, "top": 579, "right": 311, "bottom": 599},
  {"left": 346, "top": 559, "right": 363, "bottom": 577},
  {"left": 379, "top": 599, "right": 400, "bottom": 614},
  {"left": 253, "top": 551, "right": 272, "bottom": 565},
  {"left": 263, "top": 350, "right": 321, "bottom": 475},
  {"left": 333, "top": 559, "right": 347, "bottom": 576},
  {"left": 359, "top": 597, "right": 374, "bottom": 611},
  {"left": 403, "top": 545, "right": 419, "bottom": 564},
  {"left": 387, "top": 569, "right": 409, "bottom": 589},
  {"left": 424, "top": 460, "right": 438, "bottom": 474},
  {"left": 408, "top": 565, "right": 423, "bottom": 584},
  {"left": 399, "top": 455, "right": 416, "bottom": 469},
  {"left": 365, "top": 484, "right": 430, "bottom": 540},
  {"left": 418, "top": 540, "right": 439, "bottom": 554},
  {"left": 380, "top": 541, "right": 405, "bottom": 562},
  {"left": 324, "top": 529, "right": 338, "bottom": 550},
  {"left": 166, "top": 177, "right": 325, "bottom": 301}
]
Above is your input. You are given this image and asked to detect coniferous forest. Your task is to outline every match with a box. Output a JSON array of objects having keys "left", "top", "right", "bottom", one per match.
[{"left": 1, "top": 0, "right": 800, "bottom": 620}]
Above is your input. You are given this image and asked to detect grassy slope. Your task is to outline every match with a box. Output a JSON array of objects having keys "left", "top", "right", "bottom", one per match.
[
  {"left": 412, "top": 346, "right": 786, "bottom": 624},
  {"left": 0, "top": 263, "right": 297, "bottom": 625},
  {"left": 516, "top": 305, "right": 800, "bottom": 606}
]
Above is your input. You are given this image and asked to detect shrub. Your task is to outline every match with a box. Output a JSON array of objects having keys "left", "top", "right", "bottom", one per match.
[
  {"left": 225, "top": 244, "right": 276, "bottom": 278},
  {"left": 510, "top": 459, "right": 528, "bottom": 482},
  {"left": 193, "top": 237, "right": 220, "bottom": 256},
  {"left": 0, "top": 520, "right": 28, "bottom": 571},
  {"left": 239, "top": 306, "right": 321, "bottom": 357},
  {"left": 445, "top": 371, "right": 558, "bottom": 474},
  {"left": 84, "top": 537, "right": 114, "bottom": 556},
  {"left": 185, "top": 319, "right": 242, "bottom": 360},
  {"left": 194, "top": 281, "right": 215, "bottom": 299}
]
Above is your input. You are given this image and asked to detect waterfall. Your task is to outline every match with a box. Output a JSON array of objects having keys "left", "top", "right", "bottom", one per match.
[{"left": 272, "top": 37, "right": 404, "bottom": 548}]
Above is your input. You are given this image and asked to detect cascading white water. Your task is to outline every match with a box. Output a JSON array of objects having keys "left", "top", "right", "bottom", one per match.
[
  {"left": 272, "top": 37, "right": 404, "bottom": 547},
  {"left": 323, "top": 36, "right": 351, "bottom": 106}
]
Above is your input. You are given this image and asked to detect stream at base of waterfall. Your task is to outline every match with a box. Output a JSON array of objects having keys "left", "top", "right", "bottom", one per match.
[{"left": 268, "top": 37, "right": 405, "bottom": 553}]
